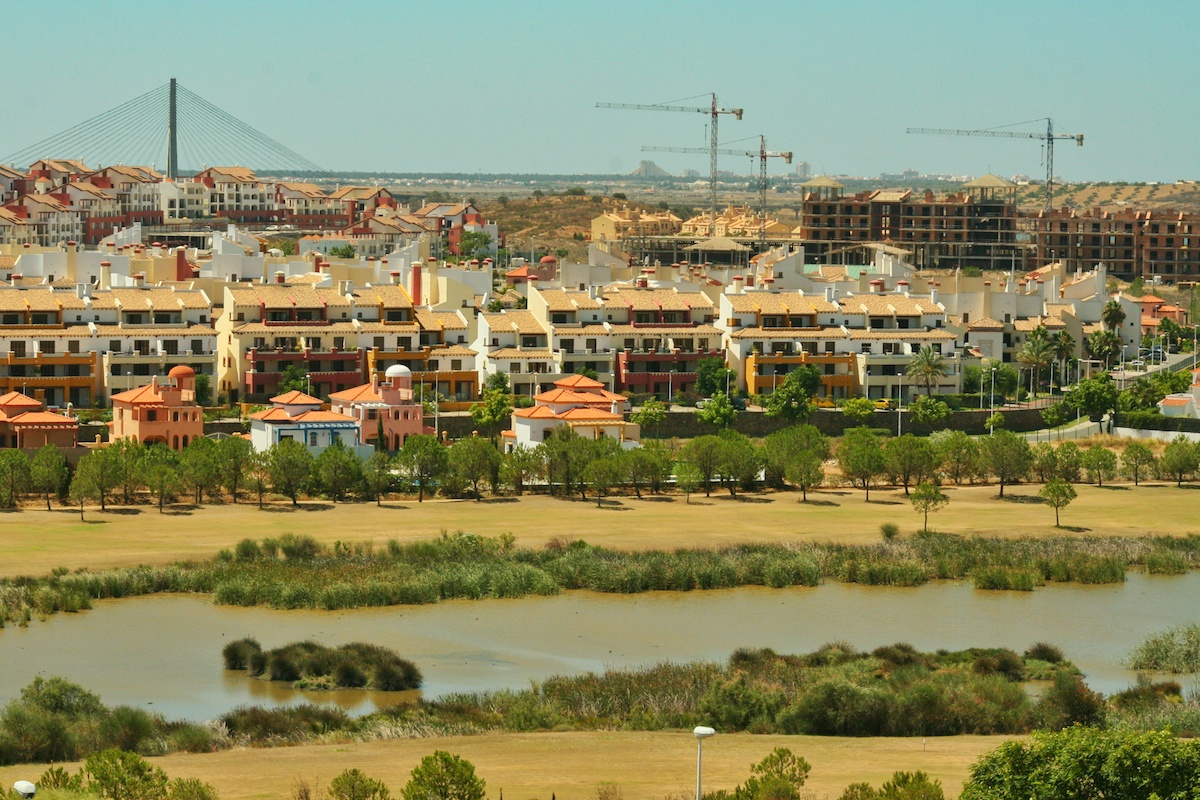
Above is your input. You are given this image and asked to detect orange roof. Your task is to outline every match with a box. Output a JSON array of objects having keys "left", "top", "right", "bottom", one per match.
[
  {"left": 512, "top": 405, "right": 560, "bottom": 419},
  {"left": 557, "top": 407, "right": 623, "bottom": 421},
  {"left": 1160, "top": 397, "right": 1191, "bottom": 407},
  {"left": 0, "top": 391, "right": 41, "bottom": 410},
  {"left": 110, "top": 383, "right": 166, "bottom": 405},
  {"left": 269, "top": 390, "right": 322, "bottom": 405},
  {"left": 291, "top": 410, "right": 356, "bottom": 423},
  {"left": 248, "top": 407, "right": 295, "bottom": 421},
  {"left": 9, "top": 411, "right": 77, "bottom": 426},
  {"left": 328, "top": 383, "right": 383, "bottom": 404},
  {"left": 554, "top": 374, "right": 605, "bottom": 390}
]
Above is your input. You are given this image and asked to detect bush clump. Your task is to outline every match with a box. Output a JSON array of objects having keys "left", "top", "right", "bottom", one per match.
[{"left": 225, "top": 639, "right": 422, "bottom": 691}]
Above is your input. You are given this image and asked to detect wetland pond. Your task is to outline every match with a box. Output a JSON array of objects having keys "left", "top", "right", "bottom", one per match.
[{"left": 1, "top": 572, "right": 1196, "bottom": 720}]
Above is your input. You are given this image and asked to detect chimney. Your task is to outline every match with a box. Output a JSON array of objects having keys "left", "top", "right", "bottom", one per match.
[
  {"left": 371, "top": 371, "right": 379, "bottom": 390},
  {"left": 824, "top": 286, "right": 835, "bottom": 303},
  {"left": 275, "top": 271, "right": 286, "bottom": 284},
  {"left": 75, "top": 283, "right": 91, "bottom": 299},
  {"left": 896, "top": 279, "right": 909, "bottom": 295},
  {"left": 746, "top": 274, "right": 755, "bottom": 288},
  {"left": 869, "top": 279, "right": 884, "bottom": 293},
  {"left": 411, "top": 263, "right": 422, "bottom": 303},
  {"left": 99, "top": 261, "right": 112, "bottom": 290},
  {"left": 175, "top": 247, "right": 191, "bottom": 281},
  {"left": 732, "top": 275, "right": 745, "bottom": 294},
  {"left": 133, "top": 272, "right": 145, "bottom": 287},
  {"left": 390, "top": 270, "right": 401, "bottom": 284},
  {"left": 337, "top": 279, "right": 353, "bottom": 295},
  {"left": 930, "top": 287, "right": 939, "bottom": 305}
]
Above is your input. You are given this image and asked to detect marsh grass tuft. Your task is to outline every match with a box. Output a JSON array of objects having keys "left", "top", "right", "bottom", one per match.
[{"left": 226, "top": 640, "right": 422, "bottom": 691}]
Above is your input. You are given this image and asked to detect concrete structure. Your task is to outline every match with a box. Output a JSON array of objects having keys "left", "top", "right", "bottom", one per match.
[
  {"left": 109, "top": 365, "right": 203, "bottom": 450},
  {"left": 1032, "top": 207, "right": 1200, "bottom": 281}
]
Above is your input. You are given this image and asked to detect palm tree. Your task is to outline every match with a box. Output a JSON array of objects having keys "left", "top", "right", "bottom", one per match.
[
  {"left": 906, "top": 346, "right": 948, "bottom": 395},
  {"left": 1051, "top": 330, "right": 1075, "bottom": 390},
  {"left": 1018, "top": 331, "right": 1054, "bottom": 398},
  {"left": 1087, "top": 329, "right": 1121, "bottom": 368},
  {"left": 1102, "top": 299, "right": 1126, "bottom": 332}
]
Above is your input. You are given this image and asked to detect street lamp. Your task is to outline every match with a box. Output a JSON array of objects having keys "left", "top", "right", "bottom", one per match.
[
  {"left": 693, "top": 726, "right": 715, "bottom": 800},
  {"left": 897, "top": 371, "right": 903, "bottom": 436},
  {"left": 989, "top": 365, "right": 997, "bottom": 432}
]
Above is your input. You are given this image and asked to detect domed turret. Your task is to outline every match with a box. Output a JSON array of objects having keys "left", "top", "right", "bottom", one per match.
[{"left": 384, "top": 363, "right": 413, "bottom": 388}]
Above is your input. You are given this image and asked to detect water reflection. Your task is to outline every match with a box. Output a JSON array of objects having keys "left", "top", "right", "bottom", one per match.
[{"left": 1, "top": 573, "right": 1197, "bottom": 721}]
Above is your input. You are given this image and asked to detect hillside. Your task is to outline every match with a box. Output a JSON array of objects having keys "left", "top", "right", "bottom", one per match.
[{"left": 479, "top": 194, "right": 670, "bottom": 263}]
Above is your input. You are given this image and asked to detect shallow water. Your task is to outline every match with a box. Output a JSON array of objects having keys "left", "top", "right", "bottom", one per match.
[{"left": 0, "top": 573, "right": 1196, "bottom": 720}]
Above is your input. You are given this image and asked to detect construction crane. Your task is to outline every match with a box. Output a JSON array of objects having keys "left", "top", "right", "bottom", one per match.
[
  {"left": 905, "top": 118, "right": 1084, "bottom": 209},
  {"left": 643, "top": 136, "right": 792, "bottom": 251},
  {"left": 597, "top": 93, "right": 743, "bottom": 225}
]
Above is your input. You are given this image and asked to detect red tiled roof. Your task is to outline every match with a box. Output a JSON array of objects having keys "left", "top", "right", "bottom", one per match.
[
  {"left": 554, "top": 374, "right": 605, "bottom": 390},
  {"left": 269, "top": 390, "right": 322, "bottom": 405}
]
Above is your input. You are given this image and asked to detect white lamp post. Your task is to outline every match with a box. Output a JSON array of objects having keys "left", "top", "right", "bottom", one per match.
[{"left": 693, "top": 726, "right": 715, "bottom": 800}]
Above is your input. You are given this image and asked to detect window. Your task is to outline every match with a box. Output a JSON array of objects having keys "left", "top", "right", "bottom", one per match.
[
  {"left": 39, "top": 341, "right": 55, "bottom": 354},
  {"left": 509, "top": 363, "right": 520, "bottom": 373},
  {"left": 68, "top": 341, "right": 80, "bottom": 354},
  {"left": 191, "top": 339, "right": 203, "bottom": 354},
  {"left": 451, "top": 359, "right": 462, "bottom": 371},
  {"left": 309, "top": 432, "right": 318, "bottom": 447}
]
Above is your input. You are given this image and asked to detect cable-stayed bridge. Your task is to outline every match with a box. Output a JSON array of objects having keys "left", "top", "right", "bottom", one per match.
[{"left": 1, "top": 78, "right": 326, "bottom": 177}]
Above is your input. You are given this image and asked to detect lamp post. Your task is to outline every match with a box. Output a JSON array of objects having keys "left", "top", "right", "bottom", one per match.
[
  {"left": 897, "top": 371, "right": 903, "bottom": 436},
  {"left": 693, "top": 726, "right": 715, "bottom": 800},
  {"left": 989, "top": 365, "right": 997, "bottom": 433}
]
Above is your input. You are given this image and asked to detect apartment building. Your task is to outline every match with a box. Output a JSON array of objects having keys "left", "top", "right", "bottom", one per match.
[
  {"left": 591, "top": 208, "right": 682, "bottom": 242},
  {"left": 194, "top": 167, "right": 280, "bottom": 224},
  {"left": 1032, "top": 207, "right": 1200, "bottom": 281},
  {"left": 797, "top": 176, "right": 1020, "bottom": 271},
  {"left": 680, "top": 205, "right": 791, "bottom": 238}
]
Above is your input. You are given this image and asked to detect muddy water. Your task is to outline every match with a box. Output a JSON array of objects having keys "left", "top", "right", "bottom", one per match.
[{"left": 1, "top": 573, "right": 1196, "bottom": 721}]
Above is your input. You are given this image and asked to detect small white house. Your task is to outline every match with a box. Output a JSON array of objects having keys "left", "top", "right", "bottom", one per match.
[{"left": 248, "top": 390, "right": 373, "bottom": 457}]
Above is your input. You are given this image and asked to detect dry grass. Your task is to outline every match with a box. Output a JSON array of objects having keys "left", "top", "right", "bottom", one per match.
[
  {"left": 0, "top": 731, "right": 1012, "bottom": 800},
  {"left": 2, "top": 480, "right": 1198, "bottom": 578}
]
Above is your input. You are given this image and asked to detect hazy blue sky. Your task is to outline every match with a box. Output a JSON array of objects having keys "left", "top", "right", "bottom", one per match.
[{"left": 2, "top": 0, "right": 1196, "bottom": 181}]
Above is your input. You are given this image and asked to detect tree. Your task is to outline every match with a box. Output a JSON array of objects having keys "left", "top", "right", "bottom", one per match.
[
  {"left": 884, "top": 434, "right": 935, "bottom": 495},
  {"left": 398, "top": 434, "right": 447, "bottom": 502},
  {"left": 1040, "top": 401, "right": 1069, "bottom": 430},
  {"left": 483, "top": 371, "right": 510, "bottom": 393},
  {"left": 72, "top": 447, "right": 119, "bottom": 511},
  {"left": 140, "top": 445, "right": 180, "bottom": 512},
  {"left": 217, "top": 435, "right": 253, "bottom": 503},
  {"left": 0, "top": 449, "right": 31, "bottom": 508},
  {"left": 193, "top": 373, "right": 212, "bottom": 406},
  {"left": 1064, "top": 374, "right": 1118, "bottom": 420},
  {"left": 985, "top": 411, "right": 1006, "bottom": 433},
  {"left": 1081, "top": 445, "right": 1118, "bottom": 486},
  {"left": 180, "top": 436, "right": 221, "bottom": 505},
  {"left": 716, "top": 431, "right": 762, "bottom": 497},
  {"left": 361, "top": 451, "right": 394, "bottom": 506},
  {"left": 277, "top": 363, "right": 310, "bottom": 396},
  {"left": 1017, "top": 328, "right": 1054, "bottom": 398},
  {"left": 838, "top": 427, "right": 887, "bottom": 501},
  {"left": 909, "top": 395, "right": 951, "bottom": 428},
  {"left": 1121, "top": 441, "right": 1155, "bottom": 485},
  {"left": 583, "top": 455, "right": 623, "bottom": 507},
  {"left": 246, "top": 450, "right": 272, "bottom": 509},
  {"left": 108, "top": 438, "right": 146, "bottom": 505},
  {"left": 1101, "top": 298, "right": 1127, "bottom": 331},
  {"left": 675, "top": 460, "right": 702, "bottom": 503},
  {"left": 84, "top": 749, "right": 169, "bottom": 800},
  {"left": 930, "top": 430, "right": 978, "bottom": 485},
  {"left": 1086, "top": 329, "right": 1121, "bottom": 368},
  {"left": 1159, "top": 435, "right": 1199, "bottom": 486},
  {"left": 763, "top": 425, "right": 829, "bottom": 492},
  {"left": 1039, "top": 478, "right": 1076, "bottom": 527},
  {"left": 906, "top": 348, "right": 948, "bottom": 395},
  {"left": 542, "top": 428, "right": 600, "bottom": 498},
  {"left": 787, "top": 451, "right": 826, "bottom": 501},
  {"left": 268, "top": 437, "right": 313, "bottom": 505},
  {"left": 470, "top": 387, "right": 513, "bottom": 443},
  {"left": 978, "top": 431, "right": 1032, "bottom": 497},
  {"left": 449, "top": 436, "right": 501, "bottom": 500},
  {"left": 1050, "top": 330, "right": 1075, "bottom": 389},
  {"left": 731, "top": 748, "right": 811, "bottom": 800},
  {"left": 959, "top": 727, "right": 1200, "bottom": 800},
  {"left": 695, "top": 392, "right": 736, "bottom": 429},
  {"left": 910, "top": 482, "right": 948, "bottom": 532},
  {"left": 638, "top": 438, "right": 676, "bottom": 494},
  {"left": 30, "top": 444, "right": 69, "bottom": 510},
  {"left": 695, "top": 356, "right": 736, "bottom": 397},
  {"left": 621, "top": 447, "right": 658, "bottom": 499},
  {"left": 400, "top": 750, "right": 485, "bottom": 800},
  {"left": 1031, "top": 442, "right": 1060, "bottom": 483},
  {"left": 629, "top": 397, "right": 666, "bottom": 435},
  {"left": 313, "top": 438, "right": 363, "bottom": 501},
  {"left": 681, "top": 434, "right": 723, "bottom": 497},
  {"left": 458, "top": 231, "right": 492, "bottom": 260},
  {"left": 501, "top": 444, "right": 544, "bottom": 495},
  {"left": 329, "top": 769, "right": 390, "bottom": 800},
  {"left": 329, "top": 244, "right": 357, "bottom": 259},
  {"left": 764, "top": 366, "right": 821, "bottom": 421},
  {"left": 841, "top": 397, "right": 876, "bottom": 425}
]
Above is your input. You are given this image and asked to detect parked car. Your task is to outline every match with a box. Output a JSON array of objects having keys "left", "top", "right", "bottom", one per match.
[{"left": 874, "top": 398, "right": 893, "bottom": 410}]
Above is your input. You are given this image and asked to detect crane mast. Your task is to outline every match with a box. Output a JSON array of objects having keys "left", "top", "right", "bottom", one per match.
[
  {"left": 597, "top": 94, "right": 743, "bottom": 226},
  {"left": 905, "top": 118, "right": 1084, "bottom": 209},
  {"left": 643, "top": 136, "right": 791, "bottom": 251}
]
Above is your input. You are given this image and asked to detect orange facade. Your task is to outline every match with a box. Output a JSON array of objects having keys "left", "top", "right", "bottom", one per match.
[{"left": 109, "top": 365, "right": 204, "bottom": 450}]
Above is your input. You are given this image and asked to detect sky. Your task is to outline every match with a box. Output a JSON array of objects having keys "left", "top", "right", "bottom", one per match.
[{"left": 2, "top": 0, "right": 1197, "bottom": 182}]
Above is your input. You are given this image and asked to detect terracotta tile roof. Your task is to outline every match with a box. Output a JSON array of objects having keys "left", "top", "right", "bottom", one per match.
[
  {"left": 558, "top": 407, "right": 623, "bottom": 421},
  {"left": 838, "top": 295, "right": 943, "bottom": 316},
  {"left": 606, "top": 324, "right": 721, "bottom": 336},
  {"left": 428, "top": 344, "right": 477, "bottom": 357},
  {"left": 554, "top": 374, "right": 605, "bottom": 390},
  {"left": 1012, "top": 316, "right": 1066, "bottom": 332},
  {"left": 270, "top": 390, "right": 322, "bottom": 405},
  {"left": 285, "top": 274, "right": 327, "bottom": 285},
  {"left": 328, "top": 383, "right": 383, "bottom": 404},
  {"left": 602, "top": 286, "right": 714, "bottom": 312},
  {"left": 847, "top": 329, "right": 957, "bottom": 340},
  {"left": 290, "top": 410, "right": 357, "bottom": 423},
  {"left": 486, "top": 347, "right": 553, "bottom": 359},
  {"left": 553, "top": 324, "right": 613, "bottom": 335},
  {"left": 104, "top": 287, "right": 211, "bottom": 310},
  {"left": 248, "top": 407, "right": 294, "bottom": 421},
  {"left": 728, "top": 326, "right": 846, "bottom": 340},
  {"left": 416, "top": 309, "right": 467, "bottom": 330},
  {"left": 482, "top": 310, "right": 547, "bottom": 336},
  {"left": 967, "top": 317, "right": 1005, "bottom": 332},
  {"left": 9, "top": 410, "right": 77, "bottom": 426},
  {"left": 538, "top": 289, "right": 603, "bottom": 311},
  {"left": 0, "top": 288, "right": 88, "bottom": 311},
  {"left": 110, "top": 383, "right": 169, "bottom": 405},
  {"left": 1160, "top": 397, "right": 1191, "bottom": 407},
  {"left": 512, "top": 405, "right": 559, "bottom": 419},
  {"left": 727, "top": 291, "right": 839, "bottom": 315},
  {"left": 534, "top": 389, "right": 611, "bottom": 405},
  {"left": 355, "top": 284, "right": 414, "bottom": 309},
  {"left": 0, "top": 392, "right": 42, "bottom": 410},
  {"left": 233, "top": 322, "right": 362, "bottom": 334},
  {"left": 227, "top": 285, "right": 353, "bottom": 308}
]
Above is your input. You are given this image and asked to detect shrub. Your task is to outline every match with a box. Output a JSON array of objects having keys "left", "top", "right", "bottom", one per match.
[
  {"left": 328, "top": 769, "right": 391, "bottom": 800},
  {"left": 98, "top": 706, "right": 157, "bottom": 753},
  {"left": 222, "top": 638, "right": 262, "bottom": 670},
  {"left": 880, "top": 523, "right": 899, "bottom": 541},
  {"left": 1024, "top": 642, "right": 1064, "bottom": 664}
]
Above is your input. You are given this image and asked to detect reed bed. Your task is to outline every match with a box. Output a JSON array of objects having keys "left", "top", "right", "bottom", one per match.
[{"left": 2, "top": 532, "right": 1200, "bottom": 626}]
